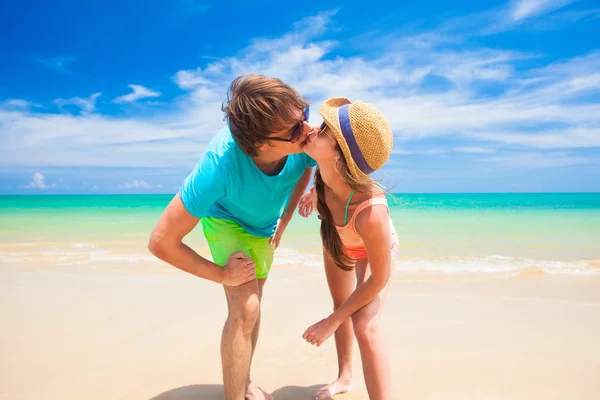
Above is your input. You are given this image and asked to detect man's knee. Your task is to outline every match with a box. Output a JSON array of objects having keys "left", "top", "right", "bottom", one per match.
[{"left": 228, "top": 291, "right": 260, "bottom": 335}]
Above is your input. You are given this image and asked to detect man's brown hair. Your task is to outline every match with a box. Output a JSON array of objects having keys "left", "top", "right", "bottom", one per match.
[{"left": 222, "top": 74, "right": 309, "bottom": 156}]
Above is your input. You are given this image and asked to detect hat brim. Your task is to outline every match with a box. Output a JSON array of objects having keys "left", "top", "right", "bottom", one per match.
[{"left": 319, "top": 98, "right": 370, "bottom": 182}]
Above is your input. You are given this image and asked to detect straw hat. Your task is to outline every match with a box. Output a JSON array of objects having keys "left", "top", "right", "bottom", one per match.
[{"left": 320, "top": 98, "right": 393, "bottom": 181}]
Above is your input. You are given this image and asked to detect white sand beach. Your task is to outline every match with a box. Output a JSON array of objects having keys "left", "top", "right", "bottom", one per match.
[{"left": 2, "top": 262, "right": 600, "bottom": 400}]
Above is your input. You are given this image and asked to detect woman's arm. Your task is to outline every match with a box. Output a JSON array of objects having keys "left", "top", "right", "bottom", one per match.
[
  {"left": 330, "top": 205, "right": 392, "bottom": 321},
  {"left": 303, "top": 204, "right": 392, "bottom": 346}
]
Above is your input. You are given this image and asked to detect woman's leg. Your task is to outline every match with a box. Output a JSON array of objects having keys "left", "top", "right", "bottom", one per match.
[
  {"left": 351, "top": 251, "right": 393, "bottom": 400},
  {"left": 314, "top": 248, "right": 356, "bottom": 400}
]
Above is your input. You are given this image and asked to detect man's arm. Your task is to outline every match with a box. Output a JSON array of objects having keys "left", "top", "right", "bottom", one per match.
[
  {"left": 282, "top": 167, "right": 313, "bottom": 222},
  {"left": 148, "top": 194, "right": 255, "bottom": 286},
  {"left": 270, "top": 167, "right": 313, "bottom": 247}
]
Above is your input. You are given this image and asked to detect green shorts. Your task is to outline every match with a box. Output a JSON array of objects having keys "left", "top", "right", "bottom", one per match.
[{"left": 201, "top": 217, "right": 274, "bottom": 279}]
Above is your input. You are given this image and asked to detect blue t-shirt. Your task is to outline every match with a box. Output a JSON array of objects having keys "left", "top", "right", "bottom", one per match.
[{"left": 179, "top": 127, "right": 316, "bottom": 237}]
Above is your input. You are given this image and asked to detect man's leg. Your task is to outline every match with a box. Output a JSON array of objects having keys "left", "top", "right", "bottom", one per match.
[
  {"left": 222, "top": 279, "right": 261, "bottom": 400},
  {"left": 244, "top": 235, "right": 274, "bottom": 399},
  {"left": 251, "top": 278, "right": 267, "bottom": 357},
  {"left": 204, "top": 217, "right": 273, "bottom": 400},
  {"left": 246, "top": 278, "right": 269, "bottom": 398}
]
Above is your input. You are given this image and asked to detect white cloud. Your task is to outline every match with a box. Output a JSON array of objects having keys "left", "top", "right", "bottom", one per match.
[
  {"left": 174, "top": 69, "right": 212, "bottom": 89},
  {"left": 53, "top": 93, "right": 101, "bottom": 114},
  {"left": 155, "top": 184, "right": 163, "bottom": 188},
  {"left": 405, "top": 148, "right": 448, "bottom": 155},
  {"left": 436, "top": 0, "right": 590, "bottom": 35},
  {"left": 119, "top": 179, "right": 152, "bottom": 189},
  {"left": 486, "top": 151, "right": 590, "bottom": 168},
  {"left": 510, "top": 0, "right": 576, "bottom": 21},
  {"left": 114, "top": 85, "right": 162, "bottom": 104},
  {"left": 391, "top": 148, "right": 413, "bottom": 155},
  {"left": 471, "top": 127, "right": 600, "bottom": 149},
  {"left": 454, "top": 147, "right": 495, "bottom": 153},
  {"left": 519, "top": 8, "right": 600, "bottom": 30},
  {"left": 2, "top": 99, "right": 42, "bottom": 108},
  {"left": 25, "top": 172, "right": 56, "bottom": 189},
  {"left": 1, "top": 8, "right": 599, "bottom": 176}
]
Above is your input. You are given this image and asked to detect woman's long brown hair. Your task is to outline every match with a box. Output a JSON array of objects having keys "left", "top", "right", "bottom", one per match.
[{"left": 315, "top": 147, "right": 375, "bottom": 271}]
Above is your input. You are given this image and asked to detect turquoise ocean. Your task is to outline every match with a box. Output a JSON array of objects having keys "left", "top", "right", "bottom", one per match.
[{"left": 1, "top": 193, "right": 599, "bottom": 275}]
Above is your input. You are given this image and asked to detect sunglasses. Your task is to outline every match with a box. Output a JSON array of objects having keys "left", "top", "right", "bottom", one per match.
[{"left": 269, "top": 107, "right": 310, "bottom": 144}]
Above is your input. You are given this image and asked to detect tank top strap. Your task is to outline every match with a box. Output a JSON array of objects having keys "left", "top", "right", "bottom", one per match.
[{"left": 349, "top": 197, "right": 389, "bottom": 233}]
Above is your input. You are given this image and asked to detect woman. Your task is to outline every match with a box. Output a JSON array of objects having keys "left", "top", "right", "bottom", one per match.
[{"left": 299, "top": 98, "right": 398, "bottom": 400}]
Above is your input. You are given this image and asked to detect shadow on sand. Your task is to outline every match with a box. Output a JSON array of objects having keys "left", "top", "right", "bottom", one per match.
[
  {"left": 150, "top": 385, "right": 224, "bottom": 399},
  {"left": 150, "top": 384, "right": 327, "bottom": 399}
]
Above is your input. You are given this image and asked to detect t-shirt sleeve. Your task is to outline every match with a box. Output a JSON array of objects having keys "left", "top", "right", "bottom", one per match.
[
  {"left": 303, "top": 153, "right": 317, "bottom": 167},
  {"left": 178, "top": 152, "right": 226, "bottom": 218}
]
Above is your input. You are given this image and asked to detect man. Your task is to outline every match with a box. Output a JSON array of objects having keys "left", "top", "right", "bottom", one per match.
[{"left": 148, "top": 74, "right": 315, "bottom": 400}]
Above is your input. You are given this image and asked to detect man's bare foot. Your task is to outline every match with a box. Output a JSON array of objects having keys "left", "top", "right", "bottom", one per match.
[
  {"left": 246, "top": 382, "right": 273, "bottom": 400},
  {"left": 313, "top": 378, "right": 354, "bottom": 400}
]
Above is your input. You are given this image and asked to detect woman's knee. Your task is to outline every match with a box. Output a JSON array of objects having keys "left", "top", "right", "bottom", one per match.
[
  {"left": 332, "top": 299, "right": 346, "bottom": 311},
  {"left": 352, "top": 310, "right": 380, "bottom": 346}
]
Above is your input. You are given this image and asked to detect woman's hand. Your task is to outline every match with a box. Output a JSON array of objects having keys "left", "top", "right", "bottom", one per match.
[
  {"left": 298, "top": 187, "right": 314, "bottom": 218},
  {"left": 302, "top": 316, "right": 340, "bottom": 347}
]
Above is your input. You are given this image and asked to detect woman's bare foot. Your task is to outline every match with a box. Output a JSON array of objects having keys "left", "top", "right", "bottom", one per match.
[
  {"left": 246, "top": 382, "right": 273, "bottom": 400},
  {"left": 313, "top": 378, "right": 354, "bottom": 400}
]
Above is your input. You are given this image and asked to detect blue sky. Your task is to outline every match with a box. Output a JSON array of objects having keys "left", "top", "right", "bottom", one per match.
[{"left": 1, "top": 0, "right": 599, "bottom": 194}]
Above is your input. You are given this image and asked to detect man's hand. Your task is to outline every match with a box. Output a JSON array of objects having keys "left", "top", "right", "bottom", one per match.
[
  {"left": 269, "top": 218, "right": 288, "bottom": 249},
  {"left": 298, "top": 187, "right": 314, "bottom": 218},
  {"left": 222, "top": 252, "right": 256, "bottom": 286}
]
